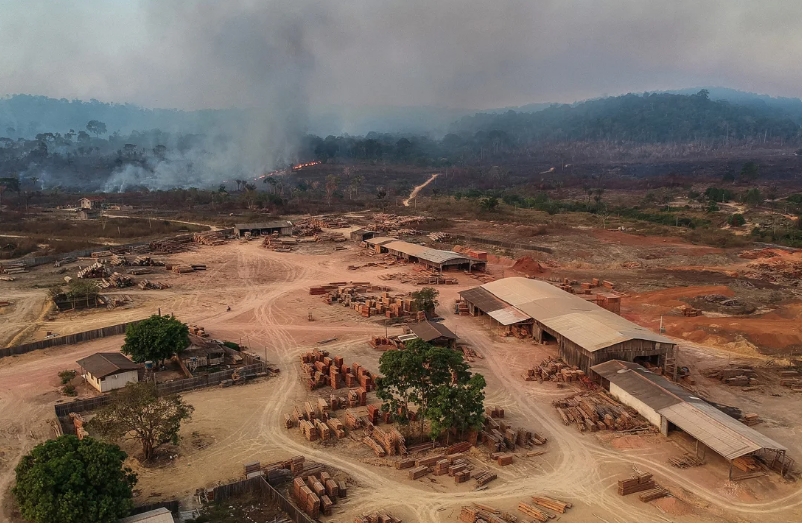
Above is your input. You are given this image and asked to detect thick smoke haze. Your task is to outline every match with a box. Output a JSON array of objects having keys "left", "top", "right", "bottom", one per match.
[{"left": 2, "top": 0, "right": 802, "bottom": 190}]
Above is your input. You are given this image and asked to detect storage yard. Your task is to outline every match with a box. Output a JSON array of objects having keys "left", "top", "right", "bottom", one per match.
[{"left": 1, "top": 215, "right": 802, "bottom": 523}]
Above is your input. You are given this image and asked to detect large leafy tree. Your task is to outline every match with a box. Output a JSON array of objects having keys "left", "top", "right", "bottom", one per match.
[
  {"left": 411, "top": 287, "right": 439, "bottom": 316},
  {"left": 122, "top": 314, "right": 189, "bottom": 364},
  {"left": 376, "top": 339, "right": 484, "bottom": 440},
  {"left": 90, "top": 382, "right": 194, "bottom": 461},
  {"left": 13, "top": 435, "right": 136, "bottom": 523}
]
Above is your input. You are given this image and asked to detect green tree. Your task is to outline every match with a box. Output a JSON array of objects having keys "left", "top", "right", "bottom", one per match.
[
  {"left": 411, "top": 287, "right": 439, "bottom": 316},
  {"left": 728, "top": 213, "right": 746, "bottom": 227},
  {"left": 13, "top": 435, "right": 136, "bottom": 523},
  {"left": 90, "top": 382, "right": 194, "bottom": 461},
  {"left": 426, "top": 373, "right": 486, "bottom": 444},
  {"left": 740, "top": 161, "right": 759, "bottom": 182},
  {"left": 121, "top": 314, "right": 189, "bottom": 364},
  {"left": 376, "top": 339, "right": 484, "bottom": 440},
  {"left": 86, "top": 120, "right": 107, "bottom": 138},
  {"left": 742, "top": 188, "right": 764, "bottom": 207},
  {"left": 479, "top": 196, "right": 499, "bottom": 211}
]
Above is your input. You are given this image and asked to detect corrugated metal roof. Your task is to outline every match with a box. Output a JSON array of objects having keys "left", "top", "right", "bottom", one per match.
[
  {"left": 591, "top": 360, "right": 688, "bottom": 411},
  {"left": 460, "top": 287, "right": 508, "bottom": 313},
  {"left": 383, "top": 240, "right": 474, "bottom": 265},
  {"left": 76, "top": 352, "right": 140, "bottom": 379},
  {"left": 120, "top": 508, "right": 175, "bottom": 523},
  {"left": 592, "top": 360, "right": 787, "bottom": 460},
  {"left": 365, "top": 236, "right": 398, "bottom": 246},
  {"left": 409, "top": 320, "right": 457, "bottom": 342},
  {"left": 234, "top": 221, "right": 292, "bottom": 230},
  {"left": 487, "top": 306, "right": 531, "bottom": 326},
  {"left": 659, "top": 402, "right": 786, "bottom": 459},
  {"left": 480, "top": 277, "right": 673, "bottom": 352}
]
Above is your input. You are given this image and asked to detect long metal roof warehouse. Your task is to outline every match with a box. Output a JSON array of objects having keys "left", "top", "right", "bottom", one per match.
[
  {"left": 460, "top": 277, "right": 675, "bottom": 373},
  {"left": 592, "top": 360, "right": 789, "bottom": 478},
  {"left": 364, "top": 238, "right": 485, "bottom": 272}
]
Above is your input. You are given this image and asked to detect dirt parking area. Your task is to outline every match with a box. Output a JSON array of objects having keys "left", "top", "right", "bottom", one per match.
[{"left": 2, "top": 238, "right": 802, "bottom": 522}]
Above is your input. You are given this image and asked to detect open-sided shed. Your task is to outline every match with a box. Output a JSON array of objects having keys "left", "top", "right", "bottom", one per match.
[{"left": 234, "top": 221, "right": 293, "bottom": 237}]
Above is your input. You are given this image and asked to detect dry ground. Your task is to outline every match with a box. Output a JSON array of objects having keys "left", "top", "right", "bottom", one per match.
[{"left": 2, "top": 238, "right": 802, "bottom": 522}]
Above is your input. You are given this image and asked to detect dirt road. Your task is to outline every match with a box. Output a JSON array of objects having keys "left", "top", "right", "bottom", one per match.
[
  {"left": 2, "top": 242, "right": 802, "bottom": 522},
  {"left": 403, "top": 173, "right": 439, "bottom": 207}
]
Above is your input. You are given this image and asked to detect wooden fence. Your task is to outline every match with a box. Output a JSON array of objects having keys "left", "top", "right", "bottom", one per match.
[
  {"left": 1, "top": 320, "right": 144, "bottom": 358},
  {"left": 212, "top": 476, "right": 314, "bottom": 523},
  {"left": 54, "top": 361, "right": 268, "bottom": 417}
]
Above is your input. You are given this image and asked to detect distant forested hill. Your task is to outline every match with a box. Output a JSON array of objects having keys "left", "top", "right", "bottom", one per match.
[{"left": 452, "top": 91, "right": 802, "bottom": 144}]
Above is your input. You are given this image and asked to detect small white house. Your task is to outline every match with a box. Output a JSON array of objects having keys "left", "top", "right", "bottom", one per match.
[
  {"left": 76, "top": 352, "right": 141, "bottom": 393},
  {"left": 119, "top": 507, "right": 175, "bottom": 523}
]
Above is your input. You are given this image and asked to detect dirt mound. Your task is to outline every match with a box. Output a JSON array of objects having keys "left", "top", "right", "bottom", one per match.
[
  {"left": 512, "top": 256, "right": 543, "bottom": 276},
  {"left": 739, "top": 248, "right": 779, "bottom": 259}
]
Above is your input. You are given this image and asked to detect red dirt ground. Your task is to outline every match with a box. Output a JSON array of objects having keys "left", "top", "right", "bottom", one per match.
[{"left": 592, "top": 229, "right": 724, "bottom": 255}]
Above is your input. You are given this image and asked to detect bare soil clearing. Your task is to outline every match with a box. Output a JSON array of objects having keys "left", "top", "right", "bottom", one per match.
[{"left": 2, "top": 235, "right": 802, "bottom": 522}]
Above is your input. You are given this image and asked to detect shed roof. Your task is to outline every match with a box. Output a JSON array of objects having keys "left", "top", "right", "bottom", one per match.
[
  {"left": 481, "top": 278, "right": 673, "bottom": 352},
  {"left": 120, "top": 507, "right": 175, "bottom": 523},
  {"left": 593, "top": 360, "right": 787, "bottom": 460},
  {"left": 409, "top": 321, "right": 457, "bottom": 342},
  {"left": 76, "top": 352, "right": 140, "bottom": 379},
  {"left": 365, "top": 236, "right": 397, "bottom": 246},
  {"left": 383, "top": 240, "right": 475, "bottom": 265},
  {"left": 460, "top": 287, "right": 508, "bottom": 313},
  {"left": 487, "top": 306, "right": 531, "bottom": 326},
  {"left": 234, "top": 221, "right": 292, "bottom": 230},
  {"left": 659, "top": 402, "right": 786, "bottom": 459}
]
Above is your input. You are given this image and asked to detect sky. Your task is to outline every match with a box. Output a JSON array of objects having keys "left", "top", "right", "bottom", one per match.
[{"left": 1, "top": 0, "right": 802, "bottom": 111}]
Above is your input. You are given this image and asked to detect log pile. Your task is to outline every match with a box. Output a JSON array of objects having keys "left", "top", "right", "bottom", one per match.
[
  {"left": 193, "top": 231, "right": 227, "bottom": 245},
  {"left": 138, "top": 279, "right": 170, "bottom": 290},
  {"left": 704, "top": 366, "right": 759, "bottom": 387},
  {"left": 1, "top": 262, "right": 28, "bottom": 275},
  {"left": 98, "top": 272, "right": 134, "bottom": 288},
  {"left": 526, "top": 357, "right": 585, "bottom": 383},
  {"left": 150, "top": 235, "right": 194, "bottom": 254},
  {"left": 473, "top": 470, "right": 497, "bottom": 486},
  {"left": 517, "top": 503, "right": 550, "bottom": 522},
  {"left": 553, "top": 392, "right": 650, "bottom": 432},
  {"left": 132, "top": 256, "right": 164, "bottom": 266},
  {"left": 530, "top": 496, "right": 571, "bottom": 514},
  {"left": 77, "top": 262, "right": 108, "bottom": 279},
  {"left": 639, "top": 487, "right": 669, "bottom": 502}
]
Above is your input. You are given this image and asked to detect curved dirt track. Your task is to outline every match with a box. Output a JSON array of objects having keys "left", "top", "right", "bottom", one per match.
[{"left": 2, "top": 242, "right": 802, "bottom": 522}]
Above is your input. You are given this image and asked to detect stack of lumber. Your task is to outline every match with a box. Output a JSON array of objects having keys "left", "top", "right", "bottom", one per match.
[
  {"left": 363, "top": 436, "right": 386, "bottom": 457},
  {"left": 530, "top": 496, "right": 571, "bottom": 514},
  {"left": 171, "top": 265, "right": 195, "bottom": 274},
  {"left": 553, "top": 392, "right": 649, "bottom": 432},
  {"left": 149, "top": 235, "right": 194, "bottom": 254},
  {"left": 1, "top": 262, "right": 28, "bottom": 274},
  {"left": 618, "top": 473, "right": 655, "bottom": 495},
  {"left": 668, "top": 454, "right": 704, "bottom": 468},
  {"left": 705, "top": 367, "right": 759, "bottom": 387},
  {"left": 639, "top": 487, "right": 669, "bottom": 502},
  {"left": 459, "top": 505, "right": 515, "bottom": 523},
  {"left": 473, "top": 470, "right": 497, "bottom": 486},
  {"left": 138, "top": 279, "right": 170, "bottom": 290},
  {"left": 517, "top": 503, "right": 550, "bottom": 522},
  {"left": 733, "top": 456, "right": 762, "bottom": 472},
  {"left": 742, "top": 413, "right": 761, "bottom": 426}
]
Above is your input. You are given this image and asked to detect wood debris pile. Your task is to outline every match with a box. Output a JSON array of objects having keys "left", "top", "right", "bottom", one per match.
[
  {"left": 77, "top": 262, "right": 109, "bottom": 279},
  {"left": 480, "top": 414, "right": 546, "bottom": 452},
  {"left": 668, "top": 454, "right": 704, "bottom": 468},
  {"left": 553, "top": 392, "right": 652, "bottom": 432},
  {"left": 354, "top": 513, "right": 400, "bottom": 523},
  {"left": 526, "top": 357, "right": 586, "bottom": 383},
  {"left": 150, "top": 234, "right": 194, "bottom": 254},
  {"left": 704, "top": 366, "right": 759, "bottom": 387}
]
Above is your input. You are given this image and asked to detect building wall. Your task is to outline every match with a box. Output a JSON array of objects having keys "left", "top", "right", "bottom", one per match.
[
  {"left": 86, "top": 370, "right": 139, "bottom": 392},
  {"left": 609, "top": 382, "right": 663, "bottom": 428}
]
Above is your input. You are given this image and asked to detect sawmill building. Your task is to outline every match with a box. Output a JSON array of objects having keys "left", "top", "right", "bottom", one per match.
[
  {"left": 460, "top": 277, "right": 675, "bottom": 373},
  {"left": 363, "top": 237, "right": 486, "bottom": 272},
  {"left": 592, "top": 360, "right": 789, "bottom": 478},
  {"left": 234, "top": 221, "right": 293, "bottom": 237}
]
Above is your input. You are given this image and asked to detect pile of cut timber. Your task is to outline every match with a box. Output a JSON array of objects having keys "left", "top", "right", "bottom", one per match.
[
  {"left": 473, "top": 470, "right": 497, "bottom": 486},
  {"left": 291, "top": 469, "right": 347, "bottom": 518},
  {"left": 1, "top": 262, "right": 28, "bottom": 275},
  {"left": 618, "top": 473, "right": 655, "bottom": 495},
  {"left": 517, "top": 503, "right": 550, "bottom": 522},
  {"left": 480, "top": 414, "right": 546, "bottom": 452},
  {"left": 98, "top": 272, "right": 134, "bottom": 288},
  {"left": 704, "top": 367, "right": 759, "bottom": 387},
  {"left": 138, "top": 279, "right": 170, "bottom": 290},
  {"left": 733, "top": 456, "right": 762, "bottom": 472},
  {"left": 132, "top": 256, "right": 164, "bottom": 266},
  {"left": 299, "top": 348, "right": 375, "bottom": 392},
  {"left": 459, "top": 505, "right": 517, "bottom": 523},
  {"left": 526, "top": 357, "right": 585, "bottom": 383},
  {"left": 77, "top": 262, "right": 108, "bottom": 279},
  {"left": 193, "top": 231, "right": 227, "bottom": 245},
  {"left": 553, "top": 392, "right": 650, "bottom": 432},
  {"left": 668, "top": 454, "right": 704, "bottom": 468},
  {"left": 639, "top": 487, "right": 669, "bottom": 502},
  {"left": 354, "top": 513, "right": 401, "bottom": 523}
]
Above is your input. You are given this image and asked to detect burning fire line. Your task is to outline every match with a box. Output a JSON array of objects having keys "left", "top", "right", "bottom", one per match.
[{"left": 223, "top": 160, "right": 321, "bottom": 184}]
